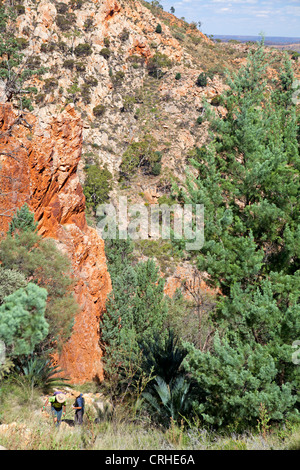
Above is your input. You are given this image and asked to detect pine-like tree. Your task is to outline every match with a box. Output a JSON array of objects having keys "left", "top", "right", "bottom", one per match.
[
  {"left": 179, "top": 41, "right": 300, "bottom": 427},
  {"left": 8, "top": 203, "right": 38, "bottom": 236},
  {"left": 101, "top": 238, "right": 168, "bottom": 382},
  {"left": 0, "top": 283, "right": 49, "bottom": 357}
]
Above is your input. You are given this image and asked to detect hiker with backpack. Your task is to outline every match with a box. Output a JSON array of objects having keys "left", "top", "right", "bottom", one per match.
[
  {"left": 72, "top": 391, "right": 85, "bottom": 425},
  {"left": 42, "top": 391, "right": 66, "bottom": 427}
]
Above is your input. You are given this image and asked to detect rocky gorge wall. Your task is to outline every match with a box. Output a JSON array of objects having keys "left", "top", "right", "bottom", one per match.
[{"left": 0, "top": 102, "right": 111, "bottom": 384}]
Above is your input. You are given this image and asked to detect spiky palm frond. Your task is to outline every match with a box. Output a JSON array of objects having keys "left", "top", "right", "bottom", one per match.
[
  {"left": 139, "top": 328, "right": 188, "bottom": 386},
  {"left": 14, "top": 356, "right": 69, "bottom": 393},
  {"left": 143, "top": 375, "right": 193, "bottom": 425}
]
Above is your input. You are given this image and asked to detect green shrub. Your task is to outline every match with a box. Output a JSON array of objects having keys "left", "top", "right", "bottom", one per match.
[
  {"left": 56, "top": 2, "right": 68, "bottom": 14},
  {"left": 0, "top": 268, "right": 27, "bottom": 305},
  {"left": 93, "top": 104, "right": 106, "bottom": 117},
  {"left": 211, "top": 95, "right": 222, "bottom": 106},
  {"left": 151, "top": 162, "right": 162, "bottom": 176},
  {"left": 196, "top": 72, "right": 208, "bottom": 87},
  {"left": 120, "top": 136, "right": 162, "bottom": 179},
  {"left": 15, "top": 4, "right": 25, "bottom": 15},
  {"left": 291, "top": 51, "right": 300, "bottom": 61},
  {"left": 14, "top": 356, "right": 69, "bottom": 393},
  {"left": 21, "top": 97, "right": 33, "bottom": 111},
  {"left": 15, "top": 37, "right": 29, "bottom": 50},
  {"left": 40, "top": 42, "right": 56, "bottom": 53},
  {"left": 173, "top": 31, "right": 185, "bottom": 42},
  {"left": 56, "top": 14, "right": 72, "bottom": 31},
  {"left": 75, "top": 61, "right": 86, "bottom": 72},
  {"left": 155, "top": 24, "right": 162, "bottom": 34},
  {"left": 63, "top": 59, "right": 75, "bottom": 69},
  {"left": 74, "top": 43, "right": 93, "bottom": 57},
  {"left": 0, "top": 283, "right": 49, "bottom": 357},
  {"left": 127, "top": 55, "right": 145, "bottom": 66},
  {"left": 113, "top": 70, "right": 125, "bottom": 84},
  {"left": 83, "top": 17, "right": 94, "bottom": 31},
  {"left": 175, "top": 72, "right": 181, "bottom": 80},
  {"left": 83, "top": 164, "right": 112, "bottom": 212},
  {"left": 122, "top": 95, "right": 137, "bottom": 112},
  {"left": 43, "top": 77, "right": 58, "bottom": 93},
  {"left": 0, "top": 205, "right": 79, "bottom": 350},
  {"left": 143, "top": 375, "right": 193, "bottom": 426},
  {"left": 80, "top": 83, "right": 91, "bottom": 104},
  {"left": 70, "top": 0, "right": 84, "bottom": 9},
  {"left": 57, "top": 41, "right": 68, "bottom": 52},
  {"left": 85, "top": 76, "right": 98, "bottom": 87},
  {"left": 101, "top": 253, "right": 168, "bottom": 389},
  {"left": 147, "top": 52, "right": 172, "bottom": 79},
  {"left": 100, "top": 47, "right": 111, "bottom": 59},
  {"left": 119, "top": 28, "right": 129, "bottom": 42},
  {"left": 35, "top": 93, "right": 45, "bottom": 104},
  {"left": 26, "top": 55, "right": 41, "bottom": 70}
]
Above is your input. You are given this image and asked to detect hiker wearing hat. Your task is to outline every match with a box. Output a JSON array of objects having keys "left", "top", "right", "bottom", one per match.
[
  {"left": 42, "top": 391, "right": 66, "bottom": 427},
  {"left": 72, "top": 391, "right": 85, "bottom": 425}
]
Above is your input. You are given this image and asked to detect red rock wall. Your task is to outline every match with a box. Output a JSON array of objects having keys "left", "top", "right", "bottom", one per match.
[{"left": 0, "top": 103, "right": 111, "bottom": 384}]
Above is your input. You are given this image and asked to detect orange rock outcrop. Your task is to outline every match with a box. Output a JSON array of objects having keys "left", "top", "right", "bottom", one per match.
[{"left": 0, "top": 103, "right": 111, "bottom": 384}]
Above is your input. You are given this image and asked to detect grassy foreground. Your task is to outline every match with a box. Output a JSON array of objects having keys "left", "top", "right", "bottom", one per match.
[{"left": 0, "top": 381, "right": 299, "bottom": 451}]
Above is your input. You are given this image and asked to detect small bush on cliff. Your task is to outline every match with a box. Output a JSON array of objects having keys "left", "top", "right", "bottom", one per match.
[
  {"left": 56, "top": 14, "right": 72, "bottom": 31},
  {"left": 112, "top": 70, "right": 125, "bottom": 85},
  {"left": 147, "top": 52, "right": 172, "bottom": 79},
  {"left": 74, "top": 43, "right": 93, "bottom": 57},
  {"left": 83, "top": 164, "right": 113, "bottom": 213},
  {"left": 75, "top": 61, "right": 86, "bottom": 72},
  {"left": 120, "top": 135, "right": 162, "bottom": 179},
  {"left": 93, "top": 104, "right": 106, "bottom": 117},
  {"left": 26, "top": 55, "right": 41, "bottom": 71},
  {"left": 196, "top": 72, "right": 208, "bottom": 87},
  {"left": 0, "top": 3, "right": 46, "bottom": 102},
  {"left": 155, "top": 24, "right": 162, "bottom": 34},
  {"left": 100, "top": 47, "right": 111, "bottom": 59},
  {"left": 80, "top": 83, "right": 91, "bottom": 104},
  {"left": 63, "top": 59, "right": 75, "bottom": 70},
  {"left": 119, "top": 28, "right": 130, "bottom": 42},
  {"left": 85, "top": 75, "right": 98, "bottom": 87},
  {"left": 44, "top": 78, "right": 58, "bottom": 93},
  {"left": 56, "top": 2, "right": 69, "bottom": 14}
]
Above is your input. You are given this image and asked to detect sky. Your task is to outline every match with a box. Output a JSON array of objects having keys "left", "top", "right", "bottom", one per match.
[{"left": 155, "top": 0, "right": 300, "bottom": 37}]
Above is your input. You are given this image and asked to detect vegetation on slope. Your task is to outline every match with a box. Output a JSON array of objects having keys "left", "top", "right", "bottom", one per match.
[{"left": 0, "top": 0, "right": 300, "bottom": 451}]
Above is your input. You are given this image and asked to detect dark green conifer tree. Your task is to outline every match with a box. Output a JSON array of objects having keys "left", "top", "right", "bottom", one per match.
[{"left": 180, "top": 41, "right": 300, "bottom": 428}]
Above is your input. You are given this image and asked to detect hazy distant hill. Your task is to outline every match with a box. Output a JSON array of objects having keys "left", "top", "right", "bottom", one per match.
[{"left": 211, "top": 34, "right": 300, "bottom": 46}]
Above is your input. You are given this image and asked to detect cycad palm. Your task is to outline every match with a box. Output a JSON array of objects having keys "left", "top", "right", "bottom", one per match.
[
  {"left": 15, "top": 356, "right": 69, "bottom": 393},
  {"left": 143, "top": 375, "right": 192, "bottom": 425}
]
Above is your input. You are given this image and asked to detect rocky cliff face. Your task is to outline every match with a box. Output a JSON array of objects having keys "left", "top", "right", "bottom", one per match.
[
  {"left": 1, "top": 0, "right": 227, "bottom": 184},
  {"left": 0, "top": 102, "right": 111, "bottom": 383}
]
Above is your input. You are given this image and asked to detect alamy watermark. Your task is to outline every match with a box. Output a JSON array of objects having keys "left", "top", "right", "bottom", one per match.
[{"left": 96, "top": 197, "right": 204, "bottom": 251}]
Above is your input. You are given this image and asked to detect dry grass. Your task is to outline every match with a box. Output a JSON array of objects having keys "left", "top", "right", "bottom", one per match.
[{"left": 0, "top": 382, "right": 299, "bottom": 450}]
